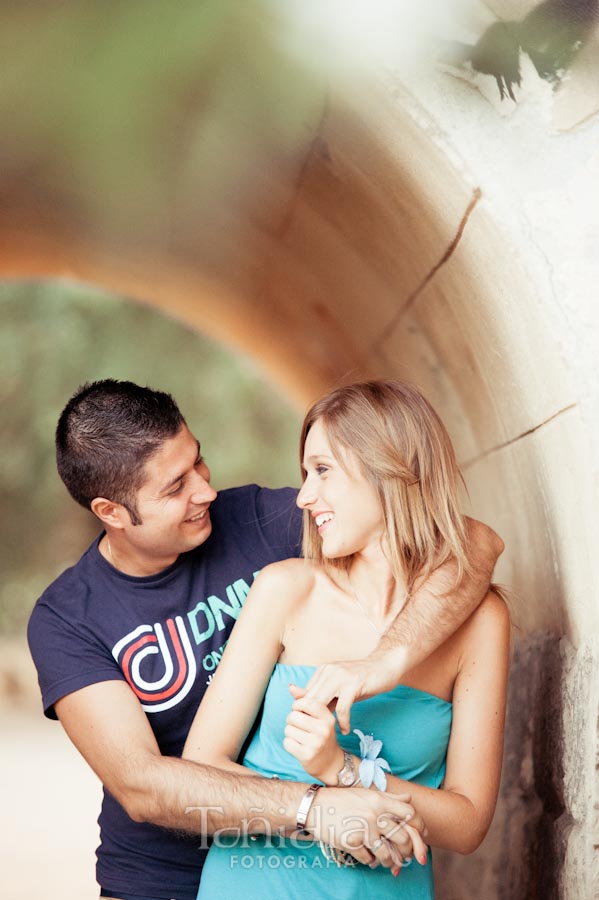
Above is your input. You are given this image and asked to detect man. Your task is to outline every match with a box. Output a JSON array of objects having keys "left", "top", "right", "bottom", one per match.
[{"left": 28, "top": 379, "right": 503, "bottom": 900}]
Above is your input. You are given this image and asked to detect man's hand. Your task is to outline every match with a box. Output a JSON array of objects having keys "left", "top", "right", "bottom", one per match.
[
  {"left": 311, "top": 787, "right": 428, "bottom": 872},
  {"left": 296, "top": 656, "right": 398, "bottom": 735}
]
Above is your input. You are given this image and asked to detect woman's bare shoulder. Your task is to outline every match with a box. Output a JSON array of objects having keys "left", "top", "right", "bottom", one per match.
[
  {"left": 461, "top": 588, "right": 511, "bottom": 650},
  {"left": 253, "top": 558, "right": 319, "bottom": 602},
  {"left": 474, "top": 588, "right": 511, "bottom": 625}
]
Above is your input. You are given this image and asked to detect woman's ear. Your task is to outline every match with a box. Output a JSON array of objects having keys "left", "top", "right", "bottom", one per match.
[{"left": 90, "top": 497, "right": 129, "bottom": 529}]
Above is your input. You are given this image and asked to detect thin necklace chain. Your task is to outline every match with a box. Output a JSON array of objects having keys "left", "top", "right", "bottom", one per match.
[
  {"left": 347, "top": 573, "right": 384, "bottom": 637},
  {"left": 347, "top": 573, "right": 407, "bottom": 638}
]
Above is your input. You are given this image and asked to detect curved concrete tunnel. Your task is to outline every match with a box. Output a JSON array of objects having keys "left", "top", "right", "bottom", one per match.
[{"left": 1, "top": 4, "right": 598, "bottom": 898}]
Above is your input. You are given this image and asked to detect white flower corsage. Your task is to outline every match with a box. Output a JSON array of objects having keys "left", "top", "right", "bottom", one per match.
[{"left": 353, "top": 729, "right": 391, "bottom": 791}]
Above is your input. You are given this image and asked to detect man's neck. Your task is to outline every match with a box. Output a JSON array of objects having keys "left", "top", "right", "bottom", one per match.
[{"left": 99, "top": 534, "right": 179, "bottom": 577}]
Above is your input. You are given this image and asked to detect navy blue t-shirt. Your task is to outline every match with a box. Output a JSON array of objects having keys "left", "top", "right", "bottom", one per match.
[{"left": 28, "top": 485, "right": 302, "bottom": 900}]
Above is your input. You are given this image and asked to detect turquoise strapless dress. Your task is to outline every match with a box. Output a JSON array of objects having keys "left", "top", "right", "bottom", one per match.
[{"left": 197, "top": 664, "right": 452, "bottom": 900}]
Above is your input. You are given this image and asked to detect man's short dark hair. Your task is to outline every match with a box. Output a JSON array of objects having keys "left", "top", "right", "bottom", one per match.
[{"left": 56, "top": 379, "right": 185, "bottom": 524}]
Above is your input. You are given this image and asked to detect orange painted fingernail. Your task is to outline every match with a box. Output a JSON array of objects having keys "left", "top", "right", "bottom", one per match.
[
  {"left": 419, "top": 853, "right": 427, "bottom": 865},
  {"left": 392, "top": 866, "right": 400, "bottom": 877}
]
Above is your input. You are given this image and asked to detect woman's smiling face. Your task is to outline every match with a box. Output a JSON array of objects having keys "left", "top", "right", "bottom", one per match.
[{"left": 297, "top": 418, "right": 385, "bottom": 560}]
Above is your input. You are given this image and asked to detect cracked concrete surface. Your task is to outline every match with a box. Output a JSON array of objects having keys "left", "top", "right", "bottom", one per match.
[
  {"left": 0, "top": 2, "right": 597, "bottom": 898},
  {"left": 461, "top": 402, "right": 578, "bottom": 469},
  {"left": 371, "top": 187, "right": 483, "bottom": 350}
]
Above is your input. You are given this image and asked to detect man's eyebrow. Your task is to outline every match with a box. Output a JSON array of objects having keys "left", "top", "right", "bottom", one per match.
[{"left": 159, "top": 441, "right": 202, "bottom": 494}]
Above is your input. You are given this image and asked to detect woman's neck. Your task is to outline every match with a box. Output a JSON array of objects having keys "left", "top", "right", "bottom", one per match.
[{"left": 348, "top": 553, "right": 409, "bottom": 621}]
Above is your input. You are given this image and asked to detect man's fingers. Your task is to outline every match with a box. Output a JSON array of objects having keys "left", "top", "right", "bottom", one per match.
[
  {"left": 382, "top": 821, "right": 413, "bottom": 860},
  {"left": 377, "top": 808, "right": 428, "bottom": 865},
  {"left": 291, "top": 696, "right": 333, "bottom": 720},
  {"left": 302, "top": 668, "right": 326, "bottom": 697},
  {"left": 368, "top": 835, "right": 395, "bottom": 869},
  {"left": 343, "top": 844, "right": 373, "bottom": 867},
  {"left": 377, "top": 808, "right": 422, "bottom": 861},
  {"left": 302, "top": 664, "right": 365, "bottom": 733},
  {"left": 288, "top": 682, "right": 306, "bottom": 700},
  {"left": 382, "top": 835, "right": 407, "bottom": 870},
  {"left": 402, "top": 810, "right": 425, "bottom": 837},
  {"left": 333, "top": 686, "right": 356, "bottom": 735},
  {"left": 314, "top": 789, "right": 425, "bottom": 872},
  {"left": 303, "top": 665, "right": 347, "bottom": 705}
]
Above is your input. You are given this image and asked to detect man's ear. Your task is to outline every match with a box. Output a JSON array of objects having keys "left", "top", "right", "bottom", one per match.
[{"left": 90, "top": 497, "right": 129, "bottom": 529}]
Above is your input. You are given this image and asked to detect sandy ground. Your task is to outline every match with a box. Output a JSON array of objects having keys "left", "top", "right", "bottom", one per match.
[{"left": 1, "top": 707, "right": 102, "bottom": 899}]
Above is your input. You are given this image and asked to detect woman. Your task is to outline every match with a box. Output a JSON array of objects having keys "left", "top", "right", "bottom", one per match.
[{"left": 183, "top": 380, "right": 510, "bottom": 898}]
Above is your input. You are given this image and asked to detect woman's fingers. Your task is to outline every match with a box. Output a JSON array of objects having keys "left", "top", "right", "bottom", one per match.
[
  {"left": 283, "top": 723, "right": 313, "bottom": 747},
  {"left": 312, "top": 788, "right": 423, "bottom": 871},
  {"left": 290, "top": 694, "right": 334, "bottom": 719},
  {"left": 403, "top": 823, "right": 428, "bottom": 865},
  {"left": 286, "top": 708, "right": 330, "bottom": 733},
  {"left": 377, "top": 810, "right": 425, "bottom": 861}
]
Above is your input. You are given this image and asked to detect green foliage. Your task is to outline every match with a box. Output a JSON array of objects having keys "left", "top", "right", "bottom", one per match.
[{"left": 0, "top": 280, "right": 301, "bottom": 635}]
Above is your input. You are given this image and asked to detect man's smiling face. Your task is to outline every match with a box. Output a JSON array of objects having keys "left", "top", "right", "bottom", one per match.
[{"left": 115, "top": 423, "right": 218, "bottom": 568}]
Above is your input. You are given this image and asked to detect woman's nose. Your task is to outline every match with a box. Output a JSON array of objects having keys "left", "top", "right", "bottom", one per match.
[{"left": 296, "top": 478, "right": 316, "bottom": 509}]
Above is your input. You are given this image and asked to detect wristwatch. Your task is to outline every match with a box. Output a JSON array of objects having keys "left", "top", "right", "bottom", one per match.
[{"left": 336, "top": 750, "right": 359, "bottom": 787}]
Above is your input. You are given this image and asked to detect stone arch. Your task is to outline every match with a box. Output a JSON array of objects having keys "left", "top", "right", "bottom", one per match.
[{"left": 1, "top": 4, "right": 597, "bottom": 896}]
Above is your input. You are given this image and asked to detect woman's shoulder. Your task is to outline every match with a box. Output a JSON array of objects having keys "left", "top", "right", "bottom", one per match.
[
  {"left": 252, "top": 558, "right": 320, "bottom": 603},
  {"left": 460, "top": 587, "right": 511, "bottom": 653},
  {"left": 474, "top": 587, "right": 511, "bottom": 625}
]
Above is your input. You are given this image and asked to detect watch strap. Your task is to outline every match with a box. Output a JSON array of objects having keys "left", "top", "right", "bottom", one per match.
[{"left": 336, "top": 750, "right": 359, "bottom": 787}]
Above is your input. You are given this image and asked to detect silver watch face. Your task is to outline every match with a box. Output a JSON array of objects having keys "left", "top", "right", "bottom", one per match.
[
  {"left": 338, "top": 767, "right": 356, "bottom": 786},
  {"left": 337, "top": 751, "right": 357, "bottom": 786}
]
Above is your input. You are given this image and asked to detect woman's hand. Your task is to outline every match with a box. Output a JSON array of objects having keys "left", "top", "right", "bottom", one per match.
[{"left": 283, "top": 685, "right": 344, "bottom": 784}]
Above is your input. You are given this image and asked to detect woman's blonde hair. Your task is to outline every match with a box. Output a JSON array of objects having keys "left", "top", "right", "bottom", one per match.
[{"left": 300, "top": 380, "right": 470, "bottom": 593}]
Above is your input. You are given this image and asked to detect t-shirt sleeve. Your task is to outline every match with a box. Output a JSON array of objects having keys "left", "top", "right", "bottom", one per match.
[
  {"left": 254, "top": 486, "right": 302, "bottom": 559},
  {"left": 27, "top": 598, "right": 126, "bottom": 720}
]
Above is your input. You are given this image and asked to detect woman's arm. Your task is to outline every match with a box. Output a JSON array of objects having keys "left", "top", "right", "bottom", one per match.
[
  {"left": 183, "top": 558, "right": 430, "bottom": 867},
  {"left": 286, "top": 591, "right": 511, "bottom": 854},
  {"left": 386, "top": 591, "right": 510, "bottom": 853},
  {"left": 182, "top": 560, "right": 306, "bottom": 775}
]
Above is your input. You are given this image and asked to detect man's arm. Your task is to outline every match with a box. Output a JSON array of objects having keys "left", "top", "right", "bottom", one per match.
[
  {"left": 55, "top": 679, "right": 425, "bottom": 868},
  {"left": 303, "top": 518, "right": 504, "bottom": 732},
  {"left": 55, "top": 680, "right": 294, "bottom": 833}
]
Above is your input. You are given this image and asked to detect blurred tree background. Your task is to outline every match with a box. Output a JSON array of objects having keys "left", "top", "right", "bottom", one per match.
[{"left": 0, "top": 280, "right": 301, "bottom": 637}]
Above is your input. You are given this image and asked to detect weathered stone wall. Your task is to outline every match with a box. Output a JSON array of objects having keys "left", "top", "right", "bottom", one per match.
[{"left": 0, "top": 2, "right": 597, "bottom": 895}]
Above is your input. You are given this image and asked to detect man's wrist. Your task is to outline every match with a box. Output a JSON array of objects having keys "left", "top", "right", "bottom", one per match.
[
  {"left": 296, "top": 783, "right": 321, "bottom": 835},
  {"left": 369, "top": 643, "right": 409, "bottom": 689}
]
